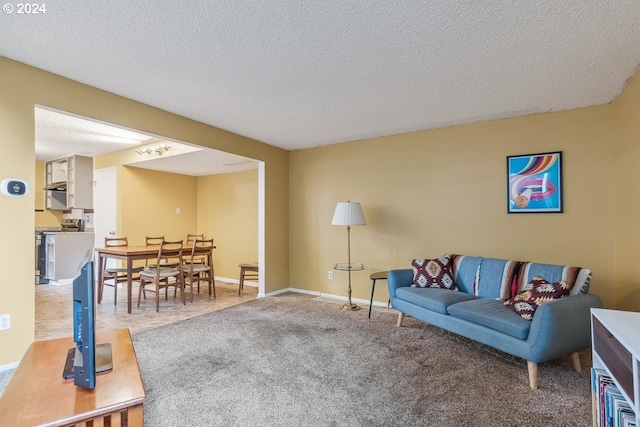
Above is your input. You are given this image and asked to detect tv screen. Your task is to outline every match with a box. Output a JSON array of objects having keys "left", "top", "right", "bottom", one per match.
[{"left": 62, "top": 249, "right": 112, "bottom": 389}]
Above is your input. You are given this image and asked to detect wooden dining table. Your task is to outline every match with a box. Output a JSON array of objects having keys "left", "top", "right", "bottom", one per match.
[
  {"left": 96, "top": 245, "right": 161, "bottom": 313},
  {"left": 96, "top": 243, "right": 217, "bottom": 313}
]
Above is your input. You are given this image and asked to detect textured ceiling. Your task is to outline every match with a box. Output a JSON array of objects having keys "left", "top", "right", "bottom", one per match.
[
  {"left": 35, "top": 107, "right": 258, "bottom": 176},
  {"left": 2, "top": 1, "right": 640, "bottom": 152}
]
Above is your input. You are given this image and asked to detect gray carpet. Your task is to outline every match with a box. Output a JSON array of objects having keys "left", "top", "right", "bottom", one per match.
[
  {"left": 132, "top": 293, "right": 593, "bottom": 426},
  {"left": 0, "top": 368, "right": 13, "bottom": 396}
]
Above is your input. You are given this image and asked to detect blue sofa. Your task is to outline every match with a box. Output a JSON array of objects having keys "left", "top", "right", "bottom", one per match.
[{"left": 388, "top": 255, "right": 603, "bottom": 389}]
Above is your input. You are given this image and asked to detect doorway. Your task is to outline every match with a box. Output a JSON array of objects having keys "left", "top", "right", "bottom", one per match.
[{"left": 34, "top": 107, "right": 265, "bottom": 331}]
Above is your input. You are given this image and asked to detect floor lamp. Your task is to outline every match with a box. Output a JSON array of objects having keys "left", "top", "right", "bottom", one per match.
[{"left": 332, "top": 201, "right": 366, "bottom": 311}]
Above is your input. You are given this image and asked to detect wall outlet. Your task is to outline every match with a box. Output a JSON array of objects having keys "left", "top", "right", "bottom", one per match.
[
  {"left": 0, "top": 314, "right": 10, "bottom": 331},
  {"left": 328, "top": 271, "right": 334, "bottom": 280}
]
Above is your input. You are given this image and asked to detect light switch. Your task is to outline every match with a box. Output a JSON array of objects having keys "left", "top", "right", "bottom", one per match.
[{"left": 176, "top": 207, "right": 181, "bottom": 215}]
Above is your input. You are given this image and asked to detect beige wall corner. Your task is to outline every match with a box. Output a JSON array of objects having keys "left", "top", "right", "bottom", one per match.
[
  {"left": 613, "top": 70, "right": 640, "bottom": 311},
  {"left": 197, "top": 170, "right": 259, "bottom": 280},
  {"left": 289, "top": 106, "right": 617, "bottom": 307}
]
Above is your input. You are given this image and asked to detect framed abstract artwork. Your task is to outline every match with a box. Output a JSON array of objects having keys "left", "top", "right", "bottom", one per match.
[{"left": 507, "top": 151, "right": 563, "bottom": 213}]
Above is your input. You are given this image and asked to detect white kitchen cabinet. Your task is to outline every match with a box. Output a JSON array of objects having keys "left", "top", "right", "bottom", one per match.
[
  {"left": 45, "top": 155, "right": 93, "bottom": 210},
  {"left": 43, "top": 232, "right": 95, "bottom": 283}
]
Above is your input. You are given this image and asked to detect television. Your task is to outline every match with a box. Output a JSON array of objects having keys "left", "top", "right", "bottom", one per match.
[{"left": 62, "top": 249, "right": 112, "bottom": 389}]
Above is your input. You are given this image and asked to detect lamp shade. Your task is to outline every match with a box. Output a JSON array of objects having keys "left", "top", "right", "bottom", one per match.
[{"left": 331, "top": 201, "right": 366, "bottom": 226}]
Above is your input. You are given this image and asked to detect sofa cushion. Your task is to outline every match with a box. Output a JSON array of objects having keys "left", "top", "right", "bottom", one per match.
[
  {"left": 517, "top": 263, "right": 583, "bottom": 296},
  {"left": 450, "top": 255, "right": 525, "bottom": 299},
  {"left": 411, "top": 257, "right": 457, "bottom": 290},
  {"left": 396, "top": 287, "right": 477, "bottom": 314},
  {"left": 504, "top": 275, "right": 572, "bottom": 320},
  {"left": 447, "top": 298, "right": 532, "bottom": 340},
  {"left": 449, "top": 255, "right": 482, "bottom": 295}
]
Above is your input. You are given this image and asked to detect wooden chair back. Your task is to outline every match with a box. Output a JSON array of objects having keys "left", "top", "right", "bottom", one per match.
[
  {"left": 155, "top": 240, "right": 184, "bottom": 269},
  {"left": 187, "top": 238, "right": 214, "bottom": 265},
  {"left": 186, "top": 233, "right": 204, "bottom": 246},
  {"left": 105, "top": 236, "right": 129, "bottom": 247},
  {"left": 145, "top": 236, "right": 164, "bottom": 245}
]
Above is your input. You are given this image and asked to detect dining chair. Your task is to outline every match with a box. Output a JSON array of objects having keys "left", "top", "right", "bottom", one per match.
[
  {"left": 185, "top": 233, "right": 206, "bottom": 264},
  {"left": 145, "top": 235, "right": 179, "bottom": 268},
  {"left": 137, "top": 240, "right": 186, "bottom": 312},
  {"left": 238, "top": 262, "right": 259, "bottom": 295},
  {"left": 146, "top": 235, "right": 164, "bottom": 245},
  {"left": 186, "top": 233, "right": 204, "bottom": 245},
  {"left": 182, "top": 238, "right": 216, "bottom": 300},
  {"left": 99, "top": 236, "right": 144, "bottom": 305}
]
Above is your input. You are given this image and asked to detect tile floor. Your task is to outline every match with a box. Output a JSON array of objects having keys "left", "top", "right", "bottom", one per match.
[{"left": 36, "top": 279, "right": 258, "bottom": 341}]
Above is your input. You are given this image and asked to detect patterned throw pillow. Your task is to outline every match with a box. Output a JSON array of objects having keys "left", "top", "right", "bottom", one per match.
[
  {"left": 504, "top": 275, "right": 573, "bottom": 320},
  {"left": 411, "top": 257, "right": 458, "bottom": 291}
]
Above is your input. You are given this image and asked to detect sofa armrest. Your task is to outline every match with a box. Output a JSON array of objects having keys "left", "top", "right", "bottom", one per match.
[
  {"left": 526, "top": 293, "right": 603, "bottom": 362},
  {"left": 388, "top": 269, "right": 413, "bottom": 300}
]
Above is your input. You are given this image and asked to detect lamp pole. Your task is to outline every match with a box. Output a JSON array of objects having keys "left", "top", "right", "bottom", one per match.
[
  {"left": 345, "top": 224, "right": 354, "bottom": 309},
  {"left": 332, "top": 201, "right": 365, "bottom": 311}
]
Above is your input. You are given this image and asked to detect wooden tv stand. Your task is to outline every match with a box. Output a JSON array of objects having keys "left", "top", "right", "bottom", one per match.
[{"left": 0, "top": 329, "right": 146, "bottom": 427}]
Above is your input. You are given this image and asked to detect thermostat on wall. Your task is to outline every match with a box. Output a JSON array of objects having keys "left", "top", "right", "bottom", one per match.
[{"left": 1, "top": 178, "right": 28, "bottom": 197}]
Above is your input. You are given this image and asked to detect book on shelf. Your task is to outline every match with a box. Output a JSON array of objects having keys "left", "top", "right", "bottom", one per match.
[{"left": 591, "top": 367, "right": 637, "bottom": 427}]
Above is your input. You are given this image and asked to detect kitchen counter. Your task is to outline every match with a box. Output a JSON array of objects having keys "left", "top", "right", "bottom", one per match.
[
  {"left": 35, "top": 227, "right": 62, "bottom": 233},
  {"left": 42, "top": 231, "right": 95, "bottom": 235},
  {"left": 42, "top": 232, "right": 95, "bottom": 284}
]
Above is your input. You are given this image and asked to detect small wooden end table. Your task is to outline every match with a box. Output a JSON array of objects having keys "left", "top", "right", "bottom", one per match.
[{"left": 0, "top": 329, "right": 146, "bottom": 427}]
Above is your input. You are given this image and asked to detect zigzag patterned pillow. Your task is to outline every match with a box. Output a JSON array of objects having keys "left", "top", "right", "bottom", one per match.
[
  {"left": 504, "top": 275, "right": 573, "bottom": 320},
  {"left": 411, "top": 257, "right": 458, "bottom": 291}
]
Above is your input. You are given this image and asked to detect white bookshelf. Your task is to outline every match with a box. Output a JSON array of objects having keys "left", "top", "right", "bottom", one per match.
[{"left": 591, "top": 308, "right": 640, "bottom": 426}]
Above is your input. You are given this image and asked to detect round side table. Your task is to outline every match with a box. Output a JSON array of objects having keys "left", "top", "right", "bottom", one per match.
[{"left": 368, "top": 271, "right": 388, "bottom": 321}]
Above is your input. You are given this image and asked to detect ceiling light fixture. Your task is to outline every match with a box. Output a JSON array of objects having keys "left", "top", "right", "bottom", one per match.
[{"left": 135, "top": 144, "right": 173, "bottom": 156}]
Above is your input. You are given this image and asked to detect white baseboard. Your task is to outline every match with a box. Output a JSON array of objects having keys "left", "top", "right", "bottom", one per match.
[
  {"left": 214, "top": 276, "right": 257, "bottom": 287},
  {"left": 266, "top": 287, "right": 389, "bottom": 308},
  {"left": 210, "top": 278, "right": 388, "bottom": 307}
]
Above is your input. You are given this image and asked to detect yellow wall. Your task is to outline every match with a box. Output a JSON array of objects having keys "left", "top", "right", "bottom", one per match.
[
  {"left": 95, "top": 148, "right": 259, "bottom": 277},
  {"left": 3, "top": 52, "right": 639, "bottom": 367},
  {"left": 197, "top": 170, "right": 259, "bottom": 279},
  {"left": 0, "top": 56, "right": 289, "bottom": 366},
  {"left": 613, "top": 71, "right": 640, "bottom": 311},
  {"left": 120, "top": 167, "right": 198, "bottom": 244},
  {"left": 290, "top": 106, "right": 617, "bottom": 308},
  {"left": 34, "top": 160, "right": 63, "bottom": 227}
]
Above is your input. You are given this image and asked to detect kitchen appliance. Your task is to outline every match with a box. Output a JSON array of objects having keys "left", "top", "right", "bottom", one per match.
[
  {"left": 35, "top": 219, "right": 89, "bottom": 284},
  {"left": 35, "top": 232, "right": 47, "bottom": 284},
  {"left": 36, "top": 227, "right": 61, "bottom": 284},
  {"left": 61, "top": 218, "right": 82, "bottom": 231}
]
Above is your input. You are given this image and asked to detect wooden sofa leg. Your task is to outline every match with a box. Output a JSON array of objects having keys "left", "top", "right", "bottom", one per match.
[
  {"left": 527, "top": 361, "right": 538, "bottom": 390},
  {"left": 396, "top": 312, "right": 404, "bottom": 327},
  {"left": 570, "top": 352, "right": 582, "bottom": 373}
]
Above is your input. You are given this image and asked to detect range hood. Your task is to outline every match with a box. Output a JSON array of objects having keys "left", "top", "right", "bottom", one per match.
[{"left": 44, "top": 181, "right": 67, "bottom": 191}]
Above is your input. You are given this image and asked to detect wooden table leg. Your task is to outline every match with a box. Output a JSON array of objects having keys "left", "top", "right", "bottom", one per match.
[
  {"left": 127, "top": 403, "right": 144, "bottom": 426},
  {"left": 127, "top": 258, "right": 133, "bottom": 314}
]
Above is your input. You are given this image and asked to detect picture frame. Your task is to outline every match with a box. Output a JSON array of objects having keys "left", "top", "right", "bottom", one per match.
[{"left": 507, "top": 151, "right": 563, "bottom": 213}]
